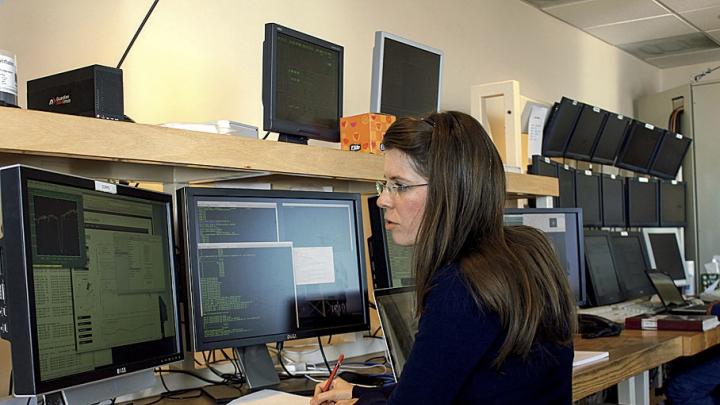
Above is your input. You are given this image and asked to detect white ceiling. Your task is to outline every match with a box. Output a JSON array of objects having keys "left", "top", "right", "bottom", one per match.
[{"left": 523, "top": 0, "right": 720, "bottom": 68}]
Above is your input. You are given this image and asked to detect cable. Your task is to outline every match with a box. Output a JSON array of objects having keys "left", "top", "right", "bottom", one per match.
[
  {"left": 317, "top": 336, "right": 332, "bottom": 372},
  {"left": 8, "top": 368, "right": 12, "bottom": 396},
  {"left": 693, "top": 65, "right": 720, "bottom": 82},
  {"left": 117, "top": 0, "right": 160, "bottom": 69},
  {"left": 276, "top": 341, "right": 296, "bottom": 377},
  {"left": 262, "top": 131, "right": 271, "bottom": 140},
  {"left": 156, "top": 368, "right": 224, "bottom": 384}
]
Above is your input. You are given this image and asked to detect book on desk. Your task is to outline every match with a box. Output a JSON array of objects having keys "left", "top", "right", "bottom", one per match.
[{"left": 625, "top": 313, "right": 720, "bottom": 331}]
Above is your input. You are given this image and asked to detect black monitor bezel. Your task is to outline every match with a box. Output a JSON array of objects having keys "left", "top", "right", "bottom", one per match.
[
  {"left": 541, "top": 97, "right": 582, "bottom": 157},
  {"left": 626, "top": 177, "right": 659, "bottom": 227},
  {"left": 590, "top": 113, "right": 631, "bottom": 165},
  {"left": 503, "top": 208, "right": 586, "bottom": 307},
  {"left": 262, "top": 23, "right": 344, "bottom": 143},
  {"left": 607, "top": 231, "right": 654, "bottom": 300},
  {"left": 557, "top": 164, "right": 576, "bottom": 208},
  {"left": 648, "top": 132, "right": 692, "bottom": 180},
  {"left": 601, "top": 174, "right": 626, "bottom": 227},
  {"left": 574, "top": 170, "right": 603, "bottom": 227},
  {"left": 659, "top": 180, "right": 687, "bottom": 227},
  {"left": 583, "top": 231, "right": 625, "bottom": 306},
  {"left": 564, "top": 104, "right": 608, "bottom": 161},
  {"left": 615, "top": 121, "right": 665, "bottom": 174},
  {"left": 1, "top": 165, "right": 182, "bottom": 395},
  {"left": 367, "top": 195, "right": 392, "bottom": 289},
  {"left": 177, "top": 187, "right": 370, "bottom": 352}
]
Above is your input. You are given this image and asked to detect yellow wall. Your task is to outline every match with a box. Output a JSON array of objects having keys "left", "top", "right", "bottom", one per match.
[{"left": 0, "top": 0, "right": 660, "bottom": 127}]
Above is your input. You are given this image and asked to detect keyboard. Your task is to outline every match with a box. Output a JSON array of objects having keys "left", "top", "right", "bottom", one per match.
[{"left": 579, "top": 299, "right": 665, "bottom": 324}]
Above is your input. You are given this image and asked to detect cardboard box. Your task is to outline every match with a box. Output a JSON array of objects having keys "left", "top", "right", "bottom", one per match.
[{"left": 340, "top": 113, "right": 396, "bottom": 154}]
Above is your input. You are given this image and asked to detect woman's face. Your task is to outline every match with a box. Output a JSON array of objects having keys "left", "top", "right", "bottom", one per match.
[{"left": 377, "top": 149, "right": 429, "bottom": 246}]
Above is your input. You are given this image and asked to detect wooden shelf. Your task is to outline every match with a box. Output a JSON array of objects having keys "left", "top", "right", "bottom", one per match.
[{"left": 0, "top": 108, "right": 557, "bottom": 197}]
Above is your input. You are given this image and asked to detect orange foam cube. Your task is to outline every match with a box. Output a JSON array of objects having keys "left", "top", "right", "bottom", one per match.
[{"left": 340, "top": 113, "right": 396, "bottom": 154}]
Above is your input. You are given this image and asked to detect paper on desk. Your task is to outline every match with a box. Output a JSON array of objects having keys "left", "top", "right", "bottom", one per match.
[
  {"left": 293, "top": 247, "right": 335, "bottom": 285},
  {"left": 573, "top": 351, "right": 609, "bottom": 367},
  {"left": 227, "top": 389, "right": 309, "bottom": 404}
]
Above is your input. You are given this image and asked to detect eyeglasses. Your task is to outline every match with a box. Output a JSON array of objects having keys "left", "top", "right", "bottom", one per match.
[{"left": 375, "top": 180, "right": 428, "bottom": 196}]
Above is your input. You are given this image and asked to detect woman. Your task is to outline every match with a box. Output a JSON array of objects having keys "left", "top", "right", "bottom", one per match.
[{"left": 311, "top": 111, "right": 576, "bottom": 405}]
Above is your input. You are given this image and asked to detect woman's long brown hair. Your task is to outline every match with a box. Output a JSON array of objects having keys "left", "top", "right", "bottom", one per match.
[{"left": 381, "top": 111, "right": 576, "bottom": 368}]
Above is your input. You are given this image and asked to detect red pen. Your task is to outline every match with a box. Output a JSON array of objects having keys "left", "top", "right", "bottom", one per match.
[{"left": 322, "top": 353, "right": 345, "bottom": 392}]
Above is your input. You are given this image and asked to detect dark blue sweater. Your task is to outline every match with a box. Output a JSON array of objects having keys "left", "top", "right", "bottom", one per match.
[{"left": 355, "top": 263, "right": 573, "bottom": 404}]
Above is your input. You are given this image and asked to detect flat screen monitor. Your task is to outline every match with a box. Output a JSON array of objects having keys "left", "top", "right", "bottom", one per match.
[
  {"left": 557, "top": 164, "right": 576, "bottom": 208},
  {"left": 627, "top": 177, "right": 659, "bottom": 227},
  {"left": 574, "top": 170, "right": 602, "bottom": 227},
  {"left": 374, "top": 286, "right": 417, "bottom": 380},
  {"left": 642, "top": 229, "right": 687, "bottom": 285},
  {"left": 263, "top": 23, "right": 343, "bottom": 144},
  {"left": 608, "top": 232, "right": 654, "bottom": 300},
  {"left": 601, "top": 174, "right": 626, "bottom": 227},
  {"left": 367, "top": 196, "right": 414, "bottom": 289},
  {"left": 564, "top": 104, "right": 608, "bottom": 161},
  {"left": 528, "top": 155, "right": 558, "bottom": 178},
  {"left": 660, "top": 180, "right": 687, "bottom": 227},
  {"left": 649, "top": 131, "right": 692, "bottom": 180},
  {"left": 584, "top": 232, "right": 624, "bottom": 306},
  {"left": 646, "top": 271, "right": 686, "bottom": 307},
  {"left": 370, "top": 31, "right": 443, "bottom": 119},
  {"left": 0, "top": 165, "right": 182, "bottom": 401},
  {"left": 177, "top": 187, "right": 369, "bottom": 387},
  {"left": 590, "top": 113, "right": 631, "bottom": 165},
  {"left": 542, "top": 97, "right": 582, "bottom": 157},
  {"left": 503, "top": 208, "right": 586, "bottom": 306},
  {"left": 616, "top": 121, "right": 664, "bottom": 173}
]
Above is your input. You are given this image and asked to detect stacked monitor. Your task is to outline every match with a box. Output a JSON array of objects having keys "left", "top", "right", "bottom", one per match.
[
  {"left": 574, "top": 170, "right": 602, "bottom": 227},
  {"left": 0, "top": 166, "right": 182, "bottom": 402},
  {"left": 643, "top": 229, "right": 687, "bottom": 286},
  {"left": 177, "top": 187, "right": 369, "bottom": 388},
  {"left": 367, "top": 196, "right": 414, "bottom": 289},
  {"left": 616, "top": 121, "right": 665, "bottom": 173},
  {"left": 660, "top": 180, "right": 687, "bottom": 226},
  {"left": 590, "top": 113, "right": 632, "bottom": 165},
  {"left": 607, "top": 232, "right": 654, "bottom": 300},
  {"left": 583, "top": 232, "right": 624, "bottom": 305},
  {"left": 542, "top": 97, "right": 582, "bottom": 157},
  {"left": 601, "top": 174, "right": 625, "bottom": 227},
  {"left": 564, "top": 104, "right": 607, "bottom": 161},
  {"left": 557, "top": 164, "right": 576, "bottom": 208},
  {"left": 627, "top": 177, "right": 659, "bottom": 227},
  {"left": 370, "top": 31, "right": 443, "bottom": 119},
  {"left": 649, "top": 132, "right": 692, "bottom": 180}
]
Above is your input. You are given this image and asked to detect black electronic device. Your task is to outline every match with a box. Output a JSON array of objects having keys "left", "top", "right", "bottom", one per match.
[
  {"left": 627, "top": 177, "right": 659, "bottom": 227},
  {"left": 601, "top": 174, "right": 626, "bottom": 227},
  {"left": 367, "top": 196, "right": 414, "bottom": 289},
  {"left": 607, "top": 232, "right": 654, "bottom": 300},
  {"left": 528, "top": 155, "right": 558, "bottom": 178},
  {"left": 574, "top": 170, "right": 602, "bottom": 227},
  {"left": 646, "top": 271, "right": 707, "bottom": 314},
  {"left": 542, "top": 97, "right": 582, "bottom": 157},
  {"left": 557, "top": 164, "right": 576, "bottom": 208},
  {"left": 564, "top": 104, "right": 608, "bottom": 161},
  {"left": 648, "top": 131, "right": 692, "bottom": 180},
  {"left": 590, "top": 113, "right": 632, "bottom": 165},
  {"left": 0, "top": 165, "right": 182, "bottom": 401},
  {"left": 262, "top": 23, "right": 343, "bottom": 144},
  {"left": 660, "top": 180, "right": 687, "bottom": 227},
  {"left": 584, "top": 232, "right": 624, "bottom": 306},
  {"left": 616, "top": 121, "right": 665, "bottom": 173},
  {"left": 577, "top": 313, "right": 623, "bottom": 339},
  {"left": 177, "top": 187, "right": 369, "bottom": 388},
  {"left": 27, "top": 65, "right": 124, "bottom": 120},
  {"left": 370, "top": 31, "right": 443, "bottom": 119},
  {"left": 503, "top": 208, "right": 586, "bottom": 306},
  {"left": 644, "top": 231, "right": 687, "bottom": 282}
]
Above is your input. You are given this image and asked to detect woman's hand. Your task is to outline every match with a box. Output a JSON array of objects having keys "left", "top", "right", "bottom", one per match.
[{"left": 309, "top": 377, "right": 355, "bottom": 405}]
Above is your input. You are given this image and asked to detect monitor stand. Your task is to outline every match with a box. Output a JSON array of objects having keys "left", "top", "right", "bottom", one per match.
[
  {"left": 236, "top": 344, "right": 281, "bottom": 389},
  {"left": 47, "top": 369, "right": 155, "bottom": 404},
  {"left": 277, "top": 134, "right": 309, "bottom": 145}
]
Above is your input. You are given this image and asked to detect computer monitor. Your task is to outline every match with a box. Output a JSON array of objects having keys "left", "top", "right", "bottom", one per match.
[
  {"left": 642, "top": 229, "right": 687, "bottom": 286},
  {"left": 616, "top": 121, "right": 665, "bottom": 173},
  {"left": 262, "top": 23, "right": 343, "bottom": 144},
  {"left": 503, "top": 208, "right": 586, "bottom": 306},
  {"left": 370, "top": 31, "right": 443, "bottom": 119},
  {"left": 557, "top": 164, "right": 576, "bottom": 208},
  {"left": 660, "top": 180, "right": 687, "bottom": 227},
  {"left": 367, "top": 196, "right": 414, "bottom": 289},
  {"left": 601, "top": 174, "right": 626, "bottom": 227},
  {"left": 584, "top": 232, "right": 624, "bottom": 306},
  {"left": 528, "top": 155, "right": 558, "bottom": 178},
  {"left": 564, "top": 104, "right": 608, "bottom": 161},
  {"left": 0, "top": 165, "right": 181, "bottom": 402},
  {"left": 373, "top": 286, "right": 417, "bottom": 380},
  {"left": 177, "top": 187, "right": 369, "bottom": 388},
  {"left": 648, "top": 131, "right": 692, "bottom": 180},
  {"left": 590, "top": 113, "right": 631, "bottom": 165},
  {"left": 627, "top": 177, "right": 659, "bottom": 227},
  {"left": 607, "top": 232, "right": 654, "bottom": 300},
  {"left": 574, "top": 170, "right": 602, "bottom": 227},
  {"left": 542, "top": 97, "right": 582, "bottom": 157}
]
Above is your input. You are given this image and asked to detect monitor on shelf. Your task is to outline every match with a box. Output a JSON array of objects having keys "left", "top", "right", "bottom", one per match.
[
  {"left": 503, "top": 208, "right": 586, "bottom": 306},
  {"left": 557, "top": 164, "right": 576, "bottom": 208},
  {"left": 0, "top": 165, "right": 182, "bottom": 402},
  {"left": 660, "top": 180, "right": 687, "bottom": 227},
  {"left": 607, "top": 232, "right": 654, "bottom": 300},
  {"left": 367, "top": 196, "right": 415, "bottom": 289},
  {"left": 642, "top": 228, "right": 687, "bottom": 286},
  {"left": 370, "top": 31, "right": 443, "bottom": 119},
  {"left": 590, "top": 113, "right": 632, "bottom": 165},
  {"left": 564, "top": 104, "right": 608, "bottom": 161},
  {"left": 541, "top": 97, "right": 582, "bottom": 157},
  {"left": 528, "top": 155, "right": 558, "bottom": 178},
  {"left": 262, "top": 23, "right": 344, "bottom": 144},
  {"left": 648, "top": 131, "right": 692, "bottom": 180},
  {"left": 601, "top": 174, "right": 626, "bottom": 227},
  {"left": 584, "top": 231, "right": 624, "bottom": 306},
  {"left": 615, "top": 121, "right": 665, "bottom": 173},
  {"left": 177, "top": 187, "right": 369, "bottom": 388},
  {"left": 626, "top": 177, "right": 659, "bottom": 227},
  {"left": 574, "top": 170, "right": 602, "bottom": 227}
]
